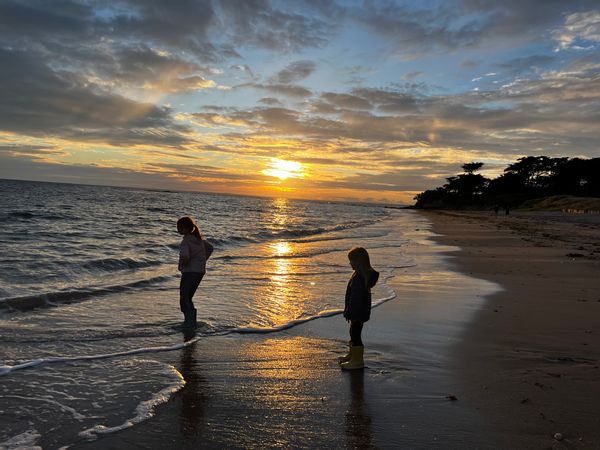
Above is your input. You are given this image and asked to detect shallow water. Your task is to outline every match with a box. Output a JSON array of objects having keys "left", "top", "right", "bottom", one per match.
[{"left": 0, "top": 179, "right": 418, "bottom": 447}]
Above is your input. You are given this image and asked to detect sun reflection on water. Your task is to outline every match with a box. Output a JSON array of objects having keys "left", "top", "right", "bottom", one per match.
[
  {"left": 271, "top": 241, "right": 293, "bottom": 257},
  {"left": 259, "top": 242, "right": 305, "bottom": 326},
  {"left": 249, "top": 197, "right": 312, "bottom": 327}
]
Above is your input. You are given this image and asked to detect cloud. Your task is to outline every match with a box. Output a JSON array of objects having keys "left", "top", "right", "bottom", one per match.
[
  {"left": 348, "top": 88, "right": 419, "bottom": 113},
  {"left": 90, "top": 45, "right": 217, "bottom": 93},
  {"left": 347, "top": 1, "right": 599, "bottom": 58},
  {"left": 193, "top": 61, "right": 600, "bottom": 161},
  {"left": 320, "top": 93, "right": 373, "bottom": 110},
  {"left": 553, "top": 10, "right": 600, "bottom": 51},
  {"left": 258, "top": 97, "right": 283, "bottom": 106},
  {"left": 0, "top": 144, "right": 67, "bottom": 160},
  {"left": 2, "top": 0, "right": 599, "bottom": 199},
  {"left": 460, "top": 59, "right": 478, "bottom": 69},
  {"left": 271, "top": 60, "right": 317, "bottom": 83},
  {"left": 311, "top": 88, "right": 420, "bottom": 115},
  {"left": 0, "top": 0, "right": 334, "bottom": 102},
  {"left": 243, "top": 83, "right": 313, "bottom": 98},
  {"left": 0, "top": 48, "right": 189, "bottom": 147},
  {"left": 497, "top": 54, "right": 556, "bottom": 75},
  {"left": 215, "top": 0, "right": 334, "bottom": 52},
  {"left": 402, "top": 71, "right": 424, "bottom": 81},
  {"left": 231, "top": 64, "right": 256, "bottom": 79},
  {"left": 0, "top": 155, "right": 258, "bottom": 192}
]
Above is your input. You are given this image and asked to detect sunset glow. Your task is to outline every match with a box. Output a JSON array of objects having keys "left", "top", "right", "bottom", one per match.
[
  {"left": 263, "top": 159, "right": 305, "bottom": 181},
  {"left": 1, "top": 1, "right": 599, "bottom": 203}
]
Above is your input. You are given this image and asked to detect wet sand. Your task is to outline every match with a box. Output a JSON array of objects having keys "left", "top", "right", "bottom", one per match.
[{"left": 426, "top": 210, "right": 600, "bottom": 449}]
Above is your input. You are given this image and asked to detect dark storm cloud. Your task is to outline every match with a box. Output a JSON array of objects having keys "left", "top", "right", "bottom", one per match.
[
  {"left": 271, "top": 60, "right": 317, "bottom": 84},
  {"left": 0, "top": 48, "right": 189, "bottom": 146}
]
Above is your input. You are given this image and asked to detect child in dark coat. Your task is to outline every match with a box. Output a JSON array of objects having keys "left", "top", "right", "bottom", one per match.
[{"left": 339, "top": 247, "right": 379, "bottom": 370}]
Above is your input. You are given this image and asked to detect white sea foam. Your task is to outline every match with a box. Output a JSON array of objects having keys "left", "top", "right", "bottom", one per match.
[
  {"left": 78, "top": 363, "right": 185, "bottom": 440},
  {"left": 2, "top": 395, "right": 85, "bottom": 420},
  {"left": 0, "top": 429, "right": 42, "bottom": 450}
]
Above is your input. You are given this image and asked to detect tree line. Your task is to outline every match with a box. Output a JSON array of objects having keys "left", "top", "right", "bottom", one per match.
[{"left": 413, "top": 156, "right": 600, "bottom": 209}]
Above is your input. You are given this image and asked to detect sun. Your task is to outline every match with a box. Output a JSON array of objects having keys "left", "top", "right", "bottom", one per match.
[{"left": 262, "top": 158, "right": 304, "bottom": 180}]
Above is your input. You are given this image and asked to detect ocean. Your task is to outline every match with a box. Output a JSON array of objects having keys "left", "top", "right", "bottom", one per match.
[{"left": 0, "top": 179, "right": 421, "bottom": 448}]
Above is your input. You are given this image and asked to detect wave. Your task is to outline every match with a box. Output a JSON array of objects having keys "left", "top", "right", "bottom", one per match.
[
  {"left": 2, "top": 211, "right": 80, "bottom": 222},
  {"left": 8, "top": 211, "right": 35, "bottom": 219},
  {"left": 146, "top": 207, "right": 170, "bottom": 213},
  {"left": 78, "top": 362, "right": 185, "bottom": 440},
  {"left": 254, "top": 219, "right": 378, "bottom": 241},
  {"left": 216, "top": 242, "right": 409, "bottom": 262},
  {"left": 0, "top": 275, "right": 173, "bottom": 312},
  {"left": 288, "top": 229, "right": 391, "bottom": 244},
  {"left": 81, "top": 257, "right": 161, "bottom": 272},
  {"left": 0, "top": 429, "right": 42, "bottom": 449},
  {"left": 186, "top": 216, "right": 391, "bottom": 250}
]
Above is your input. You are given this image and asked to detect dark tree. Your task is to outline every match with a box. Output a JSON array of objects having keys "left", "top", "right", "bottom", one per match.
[
  {"left": 413, "top": 156, "right": 599, "bottom": 209},
  {"left": 461, "top": 162, "right": 484, "bottom": 175}
]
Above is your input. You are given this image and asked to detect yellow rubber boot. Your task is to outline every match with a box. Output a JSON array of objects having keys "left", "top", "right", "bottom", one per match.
[
  {"left": 340, "top": 345, "right": 364, "bottom": 370},
  {"left": 337, "top": 341, "right": 352, "bottom": 364}
]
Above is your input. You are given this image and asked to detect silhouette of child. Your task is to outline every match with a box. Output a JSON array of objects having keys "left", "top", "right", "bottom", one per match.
[
  {"left": 177, "top": 217, "right": 213, "bottom": 329},
  {"left": 338, "top": 247, "right": 379, "bottom": 370}
]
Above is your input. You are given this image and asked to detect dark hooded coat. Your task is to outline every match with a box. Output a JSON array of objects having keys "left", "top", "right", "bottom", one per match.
[{"left": 343, "top": 269, "right": 379, "bottom": 322}]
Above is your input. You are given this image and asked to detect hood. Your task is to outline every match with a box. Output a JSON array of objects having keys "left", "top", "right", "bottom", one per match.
[{"left": 368, "top": 270, "right": 379, "bottom": 288}]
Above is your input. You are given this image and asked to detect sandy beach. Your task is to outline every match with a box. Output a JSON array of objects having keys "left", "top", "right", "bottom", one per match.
[
  {"left": 427, "top": 210, "right": 600, "bottom": 449},
  {"left": 10, "top": 209, "right": 599, "bottom": 449}
]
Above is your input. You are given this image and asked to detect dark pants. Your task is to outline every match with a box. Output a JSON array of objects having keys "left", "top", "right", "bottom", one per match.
[
  {"left": 180, "top": 272, "right": 204, "bottom": 313},
  {"left": 349, "top": 320, "right": 364, "bottom": 346}
]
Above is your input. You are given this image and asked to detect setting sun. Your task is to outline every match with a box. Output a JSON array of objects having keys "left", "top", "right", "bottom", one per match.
[{"left": 262, "top": 158, "right": 304, "bottom": 181}]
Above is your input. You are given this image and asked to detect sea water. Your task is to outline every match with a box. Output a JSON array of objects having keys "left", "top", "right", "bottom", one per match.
[{"left": 0, "top": 179, "right": 418, "bottom": 447}]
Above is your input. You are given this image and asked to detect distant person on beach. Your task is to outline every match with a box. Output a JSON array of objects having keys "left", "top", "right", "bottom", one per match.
[
  {"left": 177, "top": 217, "right": 213, "bottom": 329},
  {"left": 338, "top": 247, "right": 379, "bottom": 370}
]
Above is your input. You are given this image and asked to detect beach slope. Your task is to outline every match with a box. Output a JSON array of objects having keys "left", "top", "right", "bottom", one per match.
[{"left": 426, "top": 210, "right": 600, "bottom": 448}]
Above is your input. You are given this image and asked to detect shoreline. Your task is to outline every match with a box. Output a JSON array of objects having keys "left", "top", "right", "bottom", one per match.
[
  {"left": 76, "top": 211, "right": 502, "bottom": 449},
  {"left": 424, "top": 210, "right": 600, "bottom": 448}
]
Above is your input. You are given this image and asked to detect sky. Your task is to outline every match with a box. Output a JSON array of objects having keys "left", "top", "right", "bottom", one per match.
[{"left": 0, "top": 0, "right": 599, "bottom": 203}]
